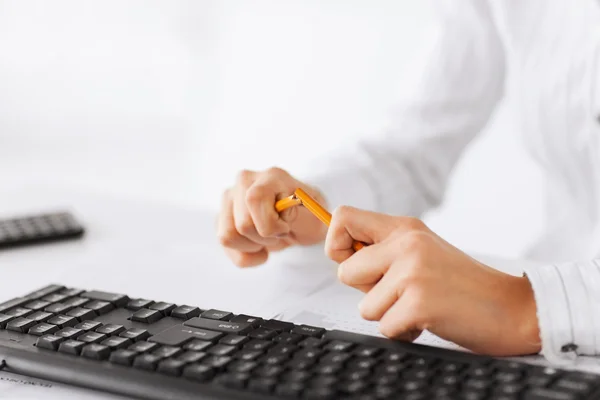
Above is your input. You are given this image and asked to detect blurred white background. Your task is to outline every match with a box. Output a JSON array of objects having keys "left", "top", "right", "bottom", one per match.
[{"left": 0, "top": 0, "right": 543, "bottom": 258}]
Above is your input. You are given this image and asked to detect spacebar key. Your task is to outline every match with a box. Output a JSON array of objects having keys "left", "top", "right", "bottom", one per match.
[
  {"left": 82, "top": 291, "right": 129, "bottom": 307},
  {"left": 184, "top": 317, "right": 251, "bottom": 334}
]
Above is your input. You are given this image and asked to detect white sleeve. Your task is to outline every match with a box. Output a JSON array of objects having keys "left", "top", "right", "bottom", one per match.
[
  {"left": 306, "top": 0, "right": 505, "bottom": 215},
  {"left": 524, "top": 260, "right": 600, "bottom": 364}
]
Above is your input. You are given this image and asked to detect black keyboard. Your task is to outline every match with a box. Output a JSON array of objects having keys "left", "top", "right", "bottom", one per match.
[{"left": 0, "top": 285, "right": 598, "bottom": 400}]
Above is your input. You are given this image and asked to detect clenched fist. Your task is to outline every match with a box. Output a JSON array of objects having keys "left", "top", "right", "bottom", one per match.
[
  {"left": 325, "top": 206, "right": 541, "bottom": 356},
  {"left": 217, "top": 167, "right": 328, "bottom": 267}
]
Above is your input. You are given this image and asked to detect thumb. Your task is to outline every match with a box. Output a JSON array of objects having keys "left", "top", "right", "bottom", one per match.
[{"left": 325, "top": 206, "right": 397, "bottom": 263}]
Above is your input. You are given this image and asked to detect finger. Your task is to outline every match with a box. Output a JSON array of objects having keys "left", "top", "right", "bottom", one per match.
[
  {"left": 358, "top": 270, "right": 403, "bottom": 321},
  {"left": 335, "top": 241, "right": 395, "bottom": 290},
  {"left": 217, "top": 189, "right": 264, "bottom": 253},
  {"left": 233, "top": 171, "right": 278, "bottom": 246},
  {"left": 328, "top": 206, "right": 398, "bottom": 249},
  {"left": 378, "top": 295, "right": 424, "bottom": 342},
  {"left": 246, "top": 175, "right": 290, "bottom": 238},
  {"left": 224, "top": 247, "right": 269, "bottom": 268}
]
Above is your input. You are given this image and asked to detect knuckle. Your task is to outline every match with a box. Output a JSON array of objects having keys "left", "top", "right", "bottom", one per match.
[
  {"left": 236, "top": 169, "right": 254, "bottom": 184},
  {"left": 401, "top": 230, "right": 430, "bottom": 253},
  {"left": 234, "top": 216, "right": 255, "bottom": 236},
  {"left": 404, "top": 217, "right": 426, "bottom": 230},
  {"left": 332, "top": 205, "right": 354, "bottom": 222},
  {"left": 266, "top": 166, "right": 287, "bottom": 178},
  {"left": 245, "top": 185, "right": 265, "bottom": 205},
  {"left": 217, "top": 227, "right": 237, "bottom": 248}
]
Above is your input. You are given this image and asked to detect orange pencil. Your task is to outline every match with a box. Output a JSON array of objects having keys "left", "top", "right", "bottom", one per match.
[{"left": 275, "top": 188, "right": 365, "bottom": 252}]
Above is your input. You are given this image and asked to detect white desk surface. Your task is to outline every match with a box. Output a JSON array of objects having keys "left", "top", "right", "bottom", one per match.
[{"left": 0, "top": 185, "right": 597, "bottom": 399}]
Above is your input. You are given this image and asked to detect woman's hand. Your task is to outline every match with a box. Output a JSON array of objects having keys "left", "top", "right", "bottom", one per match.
[
  {"left": 325, "top": 206, "right": 541, "bottom": 356},
  {"left": 217, "top": 168, "right": 328, "bottom": 267}
]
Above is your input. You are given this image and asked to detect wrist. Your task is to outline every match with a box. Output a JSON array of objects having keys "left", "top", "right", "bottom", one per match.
[{"left": 511, "top": 275, "right": 542, "bottom": 354}]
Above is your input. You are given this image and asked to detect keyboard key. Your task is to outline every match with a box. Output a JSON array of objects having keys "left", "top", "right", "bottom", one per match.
[
  {"left": 36, "top": 334, "right": 64, "bottom": 350},
  {"left": 275, "top": 382, "right": 303, "bottom": 397},
  {"left": 202, "top": 355, "right": 233, "bottom": 369},
  {"left": 75, "top": 321, "right": 103, "bottom": 331},
  {"left": 58, "top": 339, "right": 86, "bottom": 355},
  {"left": 45, "top": 303, "right": 74, "bottom": 314},
  {"left": 274, "top": 332, "right": 303, "bottom": 344},
  {"left": 29, "top": 322, "right": 59, "bottom": 336},
  {"left": 63, "top": 297, "right": 89, "bottom": 308},
  {"left": 149, "top": 325, "right": 223, "bottom": 346},
  {"left": 81, "top": 344, "right": 111, "bottom": 360},
  {"left": 184, "top": 317, "right": 252, "bottom": 335},
  {"left": 27, "top": 311, "right": 53, "bottom": 323},
  {"left": 183, "top": 339, "right": 213, "bottom": 352},
  {"left": 299, "top": 337, "right": 326, "bottom": 348},
  {"left": 287, "top": 357, "right": 316, "bottom": 371},
  {"left": 77, "top": 332, "right": 107, "bottom": 344},
  {"left": 320, "top": 352, "right": 352, "bottom": 364},
  {"left": 270, "top": 343, "right": 299, "bottom": 357},
  {"left": 6, "top": 307, "right": 32, "bottom": 318},
  {"left": 182, "top": 364, "right": 215, "bottom": 382},
  {"left": 208, "top": 344, "right": 237, "bottom": 356},
  {"left": 42, "top": 293, "right": 69, "bottom": 303},
  {"left": 201, "top": 309, "right": 233, "bottom": 321},
  {"left": 552, "top": 378, "right": 593, "bottom": 394},
  {"left": 6, "top": 317, "right": 36, "bottom": 332},
  {"left": 219, "top": 334, "right": 249, "bottom": 347},
  {"left": 261, "top": 354, "right": 290, "bottom": 366},
  {"left": 324, "top": 340, "right": 354, "bottom": 352},
  {"left": 244, "top": 339, "right": 274, "bottom": 352},
  {"left": 82, "top": 300, "right": 114, "bottom": 315},
  {"left": 149, "top": 302, "right": 176, "bottom": 315},
  {"left": 253, "top": 365, "right": 285, "bottom": 378},
  {"left": 283, "top": 370, "right": 312, "bottom": 382},
  {"left": 214, "top": 372, "right": 250, "bottom": 389},
  {"left": 59, "top": 288, "right": 85, "bottom": 297},
  {"left": 177, "top": 351, "right": 207, "bottom": 364},
  {"left": 24, "top": 284, "right": 64, "bottom": 300},
  {"left": 170, "top": 305, "right": 201, "bottom": 319},
  {"left": 131, "top": 308, "right": 162, "bottom": 324},
  {"left": 128, "top": 341, "right": 158, "bottom": 353},
  {"left": 227, "top": 360, "right": 258, "bottom": 373},
  {"left": 0, "top": 313, "right": 14, "bottom": 328},
  {"left": 109, "top": 349, "right": 137, "bottom": 366},
  {"left": 248, "top": 328, "right": 277, "bottom": 340},
  {"left": 309, "top": 375, "right": 338, "bottom": 388},
  {"left": 235, "top": 350, "right": 264, "bottom": 361},
  {"left": 0, "top": 298, "right": 30, "bottom": 314},
  {"left": 157, "top": 359, "right": 187, "bottom": 376},
  {"left": 101, "top": 336, "right": 132, "bottom": 350},
  {"left": 47, "top": 315, "right": 77, "bottom": 328},
  {"left": 96, "top": 324, "right": 124, "bottom": 336},
  {"left": 56, "top": 327, "right": 83, "bottom": 339},
  {"left": 126, "top": 299, "right": 154, "bottom": 311},
  {"left": 261, "top": 319, "right": 294, "bottom": 332},
  {"left": 292, "top": 324, "right": 325, "bottom": 338},
  {"left": 67, "top": 307, "right": 97, "bottom": 322},
  {"left": 24, "top": 300, "right": 50, "bottom": 311},
  {"left": 294, "top": 348, "right": 324, "bottom": 360},
  {"left": 119, "top": 328, "right": 150, "bottom": 342},
  {"left": 133, "top": 354, "right": 163, "bottom": 371},
  {"left": 247, "top": 377, "right": 277, "bottom": 394},
  {"left": 82, "top": 291, "right": 129, "bottom": 307},
  {"left": 230, "top": 314, "right": 263, "bottom": 327},
  {"left": 354, "top": 346, "right": 382, "bottom": 358},
  {"left": 153, "top": 346, "right": 183, "bottom": 359}
]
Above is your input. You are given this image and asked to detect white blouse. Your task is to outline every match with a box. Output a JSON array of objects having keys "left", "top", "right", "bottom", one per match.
[{"left": 308, "top": 0, "right": 600, "bottom": 364}]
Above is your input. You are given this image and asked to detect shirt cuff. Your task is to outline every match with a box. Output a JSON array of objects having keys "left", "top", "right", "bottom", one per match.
[{"left": 524, "top": 260, "right": 600, "bottom": 364}]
